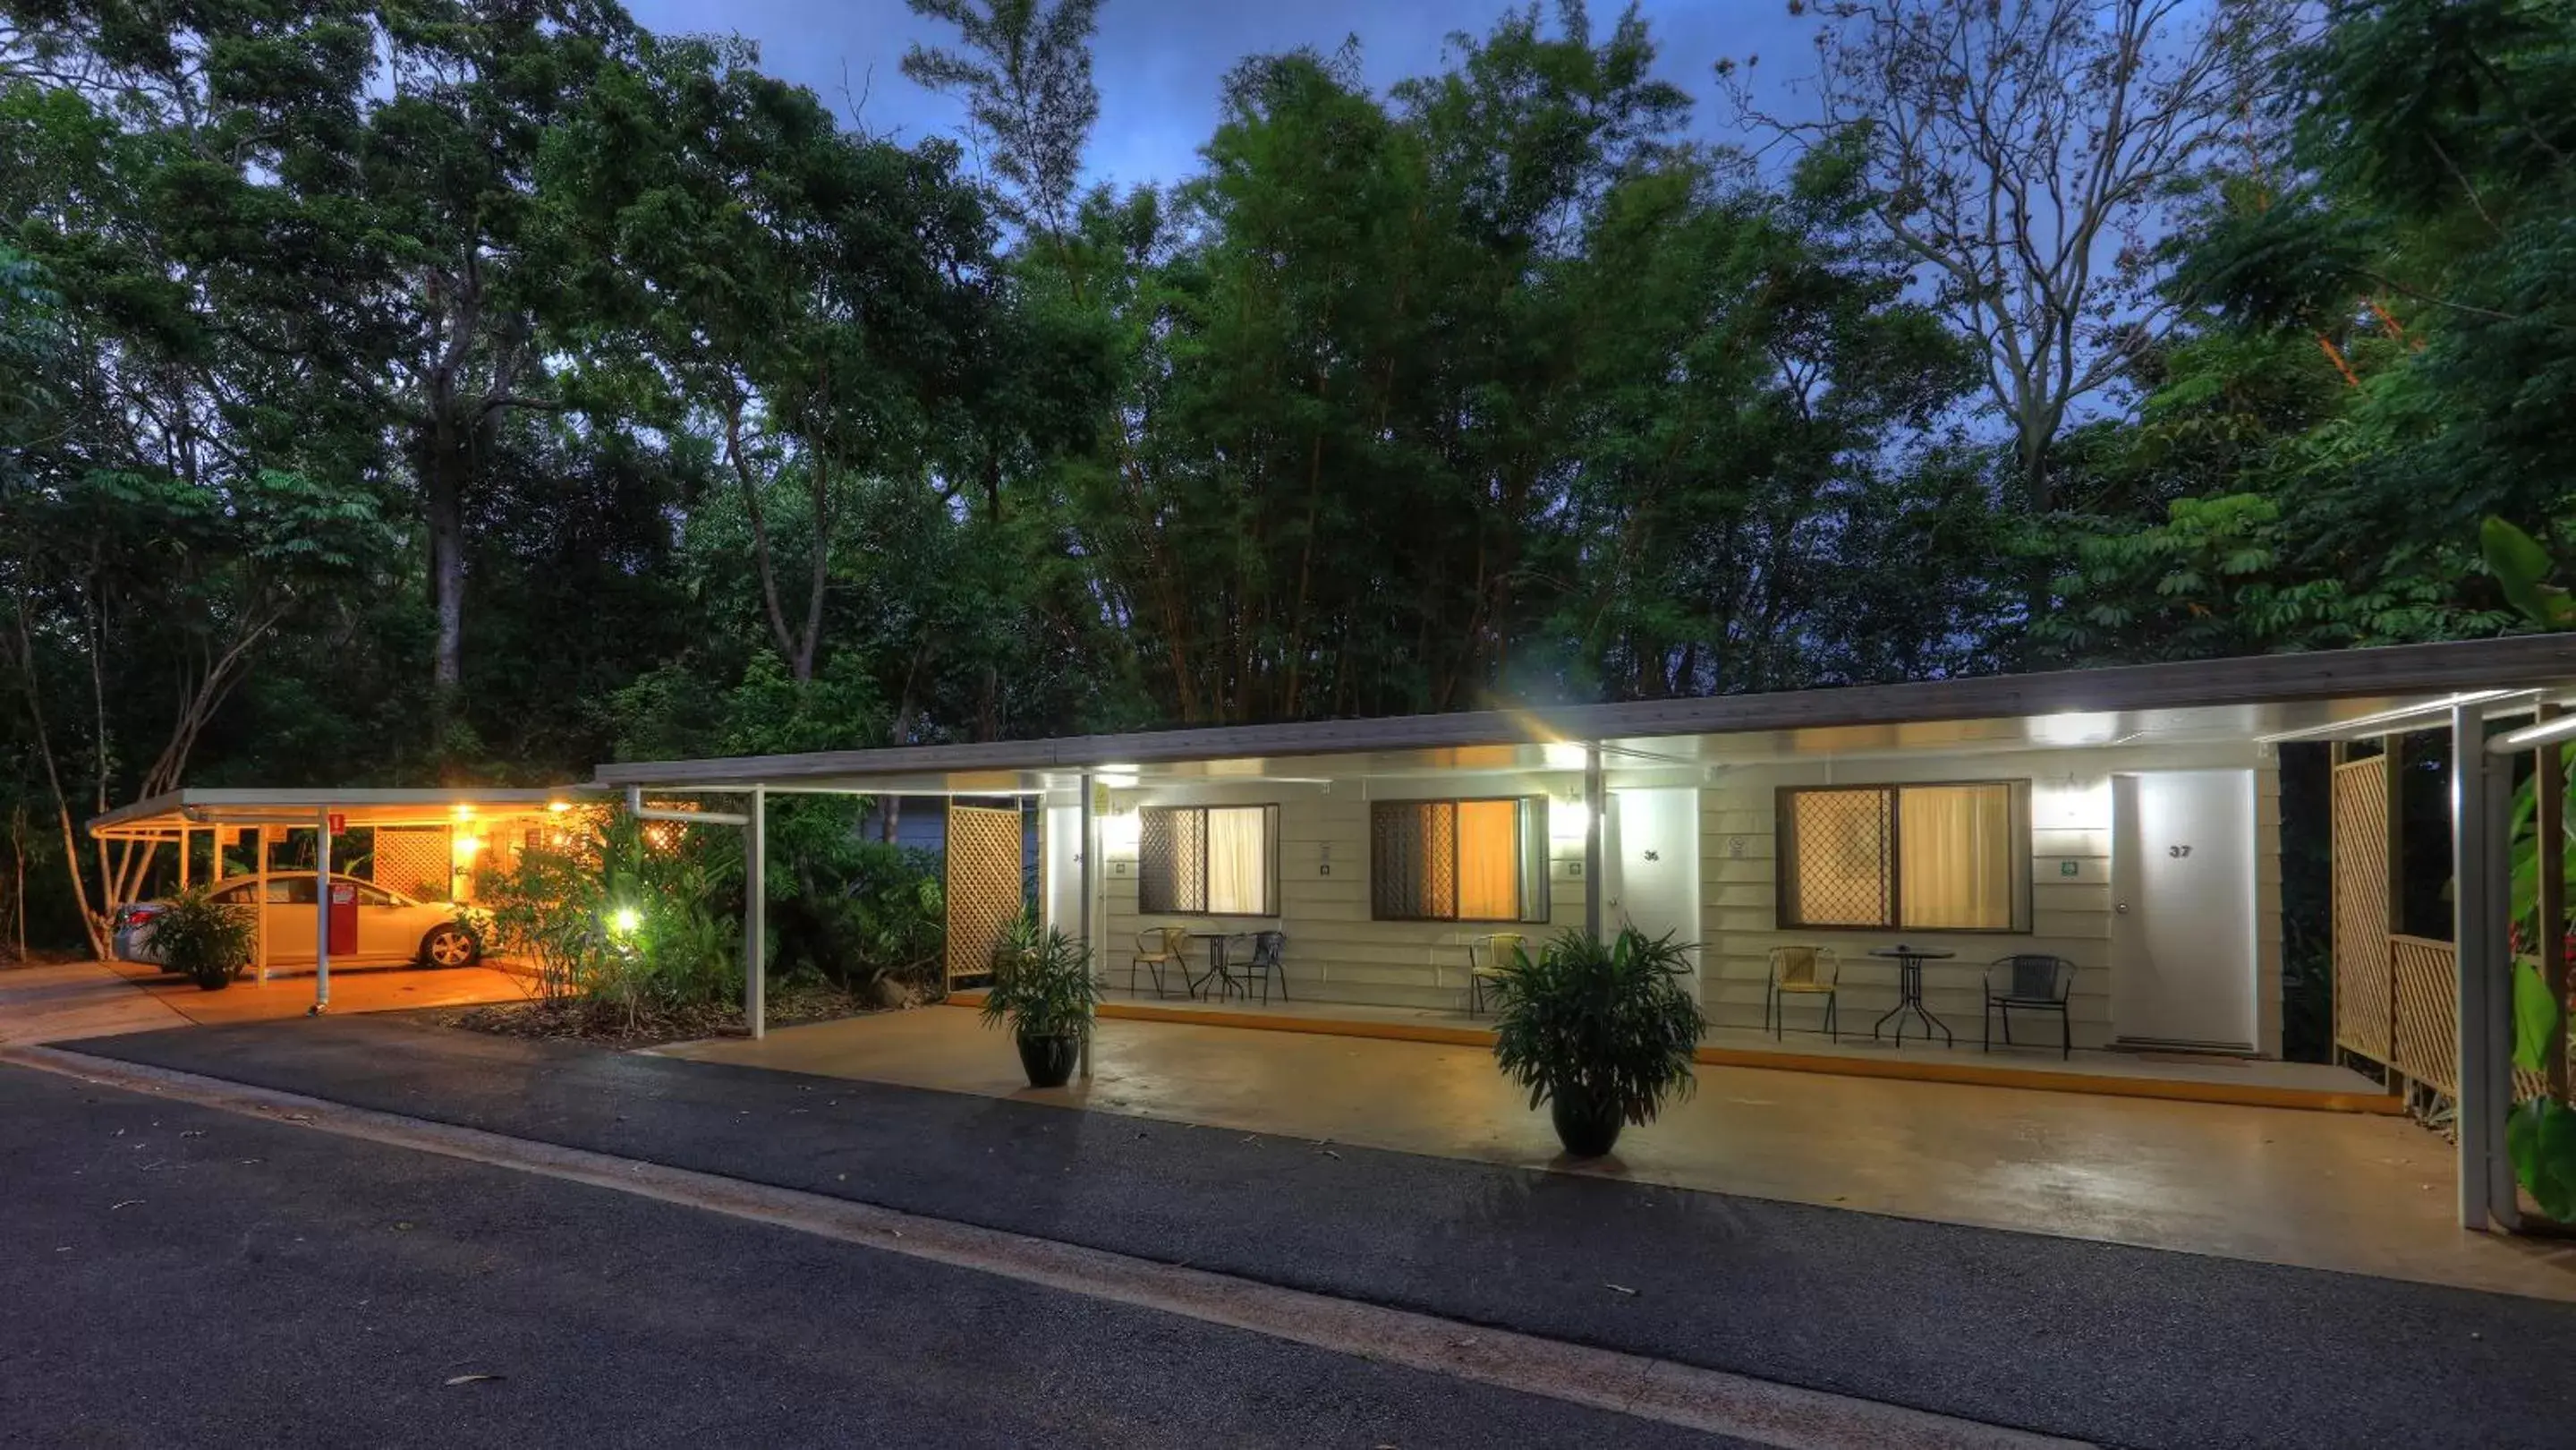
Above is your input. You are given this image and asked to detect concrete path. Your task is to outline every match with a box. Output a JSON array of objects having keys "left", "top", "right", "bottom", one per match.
[
  {"left": 0, "top": 1063, "right": 1730, "bottom": 1449},
  {"left": 665, "top": 1004, "right": 2525, "bottom": 1295},
  {"left": 59, "top": 1014, "right": 2576, "bottom": 1450},
  {"left": 0, "top": 958, "right": 529, "bottom": 1045}
]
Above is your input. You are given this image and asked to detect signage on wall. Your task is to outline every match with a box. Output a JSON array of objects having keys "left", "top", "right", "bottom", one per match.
[
  {"left": 327, "top": 812, "right": 346, "bottom": 835},
  {"left": 1091, "top": 782, "right": 1111, "bottom": 815},
  {"left": 2059, "top": 859, "right": 2079, "bottom": 878}
]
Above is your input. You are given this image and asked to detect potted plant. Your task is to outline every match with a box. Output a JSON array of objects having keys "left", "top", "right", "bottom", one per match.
[
  {"left": 1490, "top": 926, "right": 1705, "bottom": 1158},
  {"left": 150, "top": 885, "right": 257, "bottom": 992},
  {"left": 980, "top": 915, "right": 1100, "bottom": 1088}
]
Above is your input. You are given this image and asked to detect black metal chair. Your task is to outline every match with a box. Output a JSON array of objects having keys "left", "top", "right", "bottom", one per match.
[
  {"left": 1230, "top": 931, "right": 1288, "bottom": 1005},
  {"left": 1983, "top": 954, "right": 2077, "bottom": 1059}
]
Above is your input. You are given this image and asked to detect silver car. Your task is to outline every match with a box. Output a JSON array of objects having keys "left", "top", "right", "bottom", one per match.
[{"left": 114, "top": 873, "right": 483, "bottom": 970}]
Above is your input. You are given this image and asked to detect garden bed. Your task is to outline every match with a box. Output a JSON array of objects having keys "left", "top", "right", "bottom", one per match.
[{"left": 444, "top": 978, "right": 914, "bottom": 1049}]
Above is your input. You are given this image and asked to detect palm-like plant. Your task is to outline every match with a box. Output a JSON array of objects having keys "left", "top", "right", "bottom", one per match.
[
  {"left": 1490, "top": 926, "right": 1704, "bottom": 1156},
  {"left": 151, "top": 885, "right": 256, "bottom": 991},
  {"left": 981, "top": 914, "right": 1100, "bottom": 1087}
]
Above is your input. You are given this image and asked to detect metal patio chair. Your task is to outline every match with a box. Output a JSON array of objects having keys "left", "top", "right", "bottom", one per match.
[
  {"left": 1984, "top": 953, "right": 2077, "bottom": 1059},
  {"left": 1764, "top": 945, "right": 1841, "bottom": 1041},
  {"left": 1467, "top": 932, "right": 1528, "bottom": 1018},
  {"left": 1230, "top": 930, "right": 1288, "bottom": 1005},
  {"left": 1129, "top": 926, "right": 1186, "bottom": 999}
]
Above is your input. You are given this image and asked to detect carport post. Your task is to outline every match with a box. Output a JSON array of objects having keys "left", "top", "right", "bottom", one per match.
[
  {"left": 256, "top": 827, "right": 271, "bottom": 982},
  {"left": 2453, "top": 704, "right": 2516, "bottom": 1232},
  {"left": 177, "top": 824, "right": 190, "bottom": 891},
  {"left": 1079, "top": 771, "right": 1095, "bottom": 1079},
  {"left": 1583, "top": 742, "right": 1604, "bottom": 940},
  {"left": 313, "top": 808, "right": 332, "bottom": 1012},
  {"left": 746, "top": 786, "right": 767, "bottom": 1041}
]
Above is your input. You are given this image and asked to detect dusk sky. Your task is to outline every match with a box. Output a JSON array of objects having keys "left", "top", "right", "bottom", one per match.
[{"left": 620, "top": 0, "right": 1822, "bottom": 190}]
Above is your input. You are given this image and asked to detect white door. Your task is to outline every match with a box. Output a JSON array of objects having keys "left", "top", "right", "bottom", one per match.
[
  {"left": 2111, "top": 770, "right": 2257, "bottom": 1050},
  {"left": 1608, "top": 789, "right": 1704, "bottom": 987},
  {"left": 1042, "top": 806, "right": 1084, "bottom": 938}
]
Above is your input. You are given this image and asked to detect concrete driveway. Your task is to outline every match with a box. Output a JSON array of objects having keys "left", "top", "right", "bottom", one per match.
[{"left": 0, "top": 958, "right": 531, "bottom": 1045}]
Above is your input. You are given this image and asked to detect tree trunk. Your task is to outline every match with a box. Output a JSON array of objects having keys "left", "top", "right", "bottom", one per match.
[{"left": 425, "top": 436, "right": 468, "bottom": 709}]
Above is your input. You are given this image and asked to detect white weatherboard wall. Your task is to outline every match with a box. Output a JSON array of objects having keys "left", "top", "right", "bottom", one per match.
[
  {"left": 1699, "top": 742, "right": 2283, "bottom": 1055},
  {"left": 1100, "top": 776, "right": 1587, "bottom": 1012}
]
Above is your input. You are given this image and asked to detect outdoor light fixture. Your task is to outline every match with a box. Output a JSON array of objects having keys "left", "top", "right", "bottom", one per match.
[
  {"left": 452, "top": 834, "right": 484, "bottom": 859},
  {"left": 1549, "top": 799, "right": 1591, "bottom": 845},
  {"left": 1101, "top": 810, "right": 1143, "bottom": 857},
  {"left": 2029, "top": 711, "right": 2120, "bottom": 747},
  {"left": 1097, "top": 763, "right": 1140, "bottom": 789},
  {"left": 547, "top": 800, "right": 572, "bottom": 814},
  {"left": 451, "top": 803, "right": 476, "bottom": 823},
  {"left": 610, "top": 906, "right": 642, "bottom": 935},
  {"left": 1541, "top": 741, "right": 1591, "bottom": 772}
]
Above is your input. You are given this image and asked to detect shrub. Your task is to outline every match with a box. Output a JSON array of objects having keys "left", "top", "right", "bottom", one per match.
[
  {"left": 1490, "top": 927, "right": 1704, "bottom": 1127},
  {"left": 979, "top": 914, "right": 1098, "bottom": 1040},
  {"left": 151, "top": 885, "right": 254, "bottom": 991}
]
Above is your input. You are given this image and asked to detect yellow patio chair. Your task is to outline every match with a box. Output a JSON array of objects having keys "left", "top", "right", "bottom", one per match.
[
  {"left": 1129, "top": 926, "right": 1186, "bottom": 1000},
  {"left": 1765, "top": 945, "right": 1841, "bottom": 1041},
  {"left": 1467, "top": 932, "right": 1529, "bottom": 1018}
]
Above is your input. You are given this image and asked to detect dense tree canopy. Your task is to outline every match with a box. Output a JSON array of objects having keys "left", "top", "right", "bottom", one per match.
[{"left": 2, "top": 0, "right": 2570, "bottom": 948}]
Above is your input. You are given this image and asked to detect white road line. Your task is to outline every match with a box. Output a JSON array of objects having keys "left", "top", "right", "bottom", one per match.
[{"left": 5, "top": 1045, "right": 2087, "bottom": 1450}]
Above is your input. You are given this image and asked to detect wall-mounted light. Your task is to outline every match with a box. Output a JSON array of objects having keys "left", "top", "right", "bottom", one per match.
[
  {"left": 1548, "top": 799, "right": 1590, "bottom": 846},
  {"left": 1101, "top": 810, "right": 1142, "bottom": 857},
  {"left": 547, "top": 800, "right": 572, "bottom": 815},
  {"left": 1097, "top": 763, "right": 1140, "bottom": 789},
  {"left": 609, "top": 906, "right": 642, "bottom": 935}
]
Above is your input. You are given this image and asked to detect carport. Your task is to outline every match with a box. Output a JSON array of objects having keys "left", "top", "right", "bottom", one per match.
[{"left": 87, "top": 787, "right": 591, "bottom": 1010}]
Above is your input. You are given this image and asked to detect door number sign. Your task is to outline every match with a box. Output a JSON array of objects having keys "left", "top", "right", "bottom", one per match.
[{"left": 2168, "top": 844, "right": 2192, "bottom": 858}]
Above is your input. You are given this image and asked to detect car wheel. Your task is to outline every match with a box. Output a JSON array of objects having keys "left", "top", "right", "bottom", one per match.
[{"left": 420, "top": 924, "right": 481, "bottom": 968}]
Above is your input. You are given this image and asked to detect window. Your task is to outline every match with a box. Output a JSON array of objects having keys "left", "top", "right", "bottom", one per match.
[
  {"left": 353, "top": 884, "right": 399, "bottom": 908},
  {"left": 1138, "top": 805, "right": 1279, "bottom": 916},
  {"left": 1776, "top": 781, "right": 2029, "bottom": 933},
  {"left": 1370, "top": 798, "right": 1550, "bottom": 923}
]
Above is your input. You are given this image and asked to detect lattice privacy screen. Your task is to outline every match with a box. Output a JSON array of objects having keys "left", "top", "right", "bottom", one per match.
[
  {"left": 945, "top": 805, "right": 1027, "bottom": 985},
  {"left": 375, "top": 827, "right": 455, "bottom": 903},
  {"left": 2331, "top": 759, "right": 2393, "bottom": 1062}
]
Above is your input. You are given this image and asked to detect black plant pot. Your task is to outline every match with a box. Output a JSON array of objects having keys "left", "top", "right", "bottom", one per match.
[
  {"left": 1016, "top": 1032, "right": 1080, "bottom": 1088},
  {"left": 1549, "top": 1087, "right": 1623, "bottom": 1158},
  {"left": 190, "top": 964, "right": 234, "bottom": 993}
]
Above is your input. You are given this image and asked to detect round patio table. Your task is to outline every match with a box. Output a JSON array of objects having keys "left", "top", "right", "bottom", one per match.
[
  {"left": 1867, "top": 944, "right": 1957, "bottom": 1047},
  {"left": 1185, "top": 931, "right": 1253, "bottom": 1001}
]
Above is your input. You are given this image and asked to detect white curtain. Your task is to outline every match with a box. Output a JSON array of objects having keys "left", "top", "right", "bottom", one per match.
[
  {"left": 1205, "top": 806, "right": 1269, "bottom": 915},
  {"left": 1456, "top": 799, "right": 1520, "bottom": 920},
  {"left": 1899, "top": 784, "right": 2013, "bottom": 929}
]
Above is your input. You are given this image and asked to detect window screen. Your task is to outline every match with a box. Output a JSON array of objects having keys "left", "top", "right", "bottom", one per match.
[
  {"left": 1777, "top": 782, "right": 2028, "bottom": 932},
  {"left": 1137, "top": 805, "right": 1278, "bottom": 916},
  {"left": 1370, "top": 798, "right": 1549, "bottom": 922}
]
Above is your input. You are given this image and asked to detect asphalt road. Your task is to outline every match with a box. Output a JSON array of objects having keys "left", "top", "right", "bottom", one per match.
[
  {"left": 0, "top": 1064, "right": 1737, "bottom": 1449},
  {"left": 66, "top": 1015, "right": 2576, "bottom": 1450}
]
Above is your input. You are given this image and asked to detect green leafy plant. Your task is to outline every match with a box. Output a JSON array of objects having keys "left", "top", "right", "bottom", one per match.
[
  {"left": 150, "top": 885, "right": 255, "bottom": 991},
  {"left": 978, "top": 914, "right": 1098, "bottom": 1042},
  {"left": 1489, "top": 927, "right": 1705, "bottom": 1156},
  {"left": 2487, "top": 515, "right": 2576, "bottom": 1219}
]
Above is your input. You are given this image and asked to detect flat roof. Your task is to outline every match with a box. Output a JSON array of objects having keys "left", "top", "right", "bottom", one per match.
[
  {"left": 89, "top": 787, "right": 597, "bottom": 838},
  {"left": 596, "top": 635, "right": 2576, "bottom": 793}
]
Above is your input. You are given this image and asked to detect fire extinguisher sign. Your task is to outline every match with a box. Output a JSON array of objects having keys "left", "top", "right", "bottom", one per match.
[{"left": 327, "top": 811, "right": 346, "bottom": 835}]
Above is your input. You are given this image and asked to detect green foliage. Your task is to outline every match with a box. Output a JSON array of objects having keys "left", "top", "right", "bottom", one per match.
[
  {"left": 2484, "top": 517, "right": 2576, "bottom": 630},
  {"left": 474, "top": 809, "right": 743, "bottom": 1026},
  {"left": 979, "top": 913, "right": 1097, "bottom": 1040},
  {"left": 149, "top": 886, "right": 254, "bottom": 991},
  {"left": 1488, "top": 927, "right": 1704, "bottom": 1127},
  {"left": 2508, "top": 1096, "right": 2576, "bottom": 1223}
]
